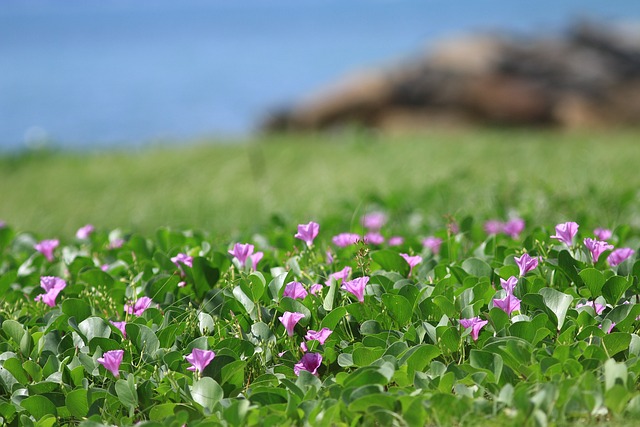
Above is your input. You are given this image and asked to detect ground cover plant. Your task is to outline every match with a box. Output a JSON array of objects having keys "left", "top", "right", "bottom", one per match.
[{"left": 2, "top": 209, "right": 640, "bottom": 426}]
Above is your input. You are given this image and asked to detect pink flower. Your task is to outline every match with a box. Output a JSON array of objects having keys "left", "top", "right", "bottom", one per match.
[
  {"left": 551, "top": 222, "right": 579, "bottom": 246},
  {"left": 341, "top": 276, "right": 369, "bottom": 303},
  {"left": 97, "top": 349, "right": 124, "bottom": 377},
  {"left": 514, "top": 254, "right": 538, "bottom": 276},
  {"left": 364, "top": 232, "right": 384, "bottom": 245},
  {"left": 388, "top": 236, "right": 404, "bottom": 246},
  {"left": 279, "top": 311, "right": 305, "bottom": 336},
  {"left": 608, "top": 248, "right": 634, "bottom": 267},
  {"left": 309, "top": 284, "right": 323, "bottom": 295},
  {"left": 576, "top": 301, "right": 605, "bottom": 315},
  {"left": 76, "top": 224, "right": 95, "bottom": 239},
  {"left": 584, "top": 238, "right": 614, "bottom": 263},
  {"left": 185, "top": 348, "right": 215, "bottom": 374},
  {"left": 504, "top": 218, "right": 525, "bottom": 239},
  {"left": 125, "top": 296, "right": 153, "bottom": 316},
  {"left": 108, "top": 238, "right": 124, "bottom": 249},
  {"left": 34, "top": 239, "right": 59, "bottom": 262},
  {"left": 171, "top": 253, "right": 193, "bottom": 268},
  {"left": 283, "top": 282, "right": 308, "bottom": 300},
  {"left": 500, "top": 276, "right": 518, "bottom": 294},
  {"left": 326, "top": 250, "right": 334, "bottom": 264},
  {"left": 178, "top": 281, "right": 186, "bottom": 288},
  {"left": 400, "top": 253, "right": 422, "bottom": 276},
  {"left": 34, "top": 276, "right": 66, "bottom": 307},
  {"left": 361, "top": 212, "right": 387, "bottom": 231},
  {"left": 110, "top": 321, "right": 127, "bottom": 337},
  {"left": 100, "top": 264, "right": 109, "bottom": 272},
  {"left": 594, "top": 228, "right": 612, "bottom": 241},
  {"left": 493, "top": 294, "right": 521, "bottom": 316},
  {"left": 422, "top": 236, "right": 443, "bottom": 255},
  {"left": 325, "top": 266, "right": 352, "bottom": 287},
  {"left": 250, "top": 251, "right": 264, "bottom": 271},
  {"left": 228, "top": 243, "right": 254, "bottom": 266},
  {"left": 459, "top": 317, "right": 488, "bottom": 341},
  {"left": 294, "top": 353, "right": 322, "bottom": 376},
  {"left": 484, "top": 220, "right": 504, "bottom": 235},
  {"left": 305, "top": 328, "right": 333, "bottom": 345},
  {"left": 448, "top": 221, "right": 460, "bottom": 235},
  {"left": 332, "top": 233, "right": 361, "bottom": 247},
  {"left": 295, "top": 221, "right": 319, "bottom": 247}
]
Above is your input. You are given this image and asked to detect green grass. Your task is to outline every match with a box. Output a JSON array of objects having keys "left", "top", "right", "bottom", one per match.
[{"left": 2, "top": 128, "right": 640, "bottom": 238}]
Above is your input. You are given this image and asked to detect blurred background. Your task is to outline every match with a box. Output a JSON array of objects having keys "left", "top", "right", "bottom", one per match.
[{"left": 2, "top": 0, "right": 640, "bottom": 151}]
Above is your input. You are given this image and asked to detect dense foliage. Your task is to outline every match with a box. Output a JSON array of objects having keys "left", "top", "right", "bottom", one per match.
[{"left": 1, "top": 213, "right": 640, "bottom": 426}]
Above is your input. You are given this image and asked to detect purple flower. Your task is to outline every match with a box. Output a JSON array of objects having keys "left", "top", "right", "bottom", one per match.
[
  {"left": 101, "top": 264, "right": 109, "bottom": 272},
  {"left": 400, "top": 253, "right": 422, "bottom": 276},
  {"left": 342, "top": 276, "right": 369, "bottom": 303},
  {"left": 325, "top": 266, "right": 352, "bottom": 287},
  {"left": 34, "top": 276, "right": 66, "bottom": 307},
  {"left": 178, "top": 281, "right": 186, "bottom": 288},
  {"left": 594, "top": 228, "right": 612, "bottom": 241},
  {"left": 514, "top": 253, "right": 538, "bottom": 276},
  {"left": 332, "top": 233, "right": 361, "bottom": 247},
  {"left": 607, "top": 248, "right": 634, "bottom": 267},
  {"left": 294, "top": 353, "right": 322, "bottom": 376},
  {"left": 326, "top": 250, "right": 334, "bottom": 264},
  {"left": 459, "top": 317, "right": 488, "bottom": 341},
  {"left": 448, "top": 221, "right": 460, "bottom": 235},
  {"left": 108, "top": 238, "right": 124, "bottom": 249},
  {"left": 309, "top": 284, "right": 323, "bottom": 295},
  {"left": 388, "top": 236, "right": 404, "bottom": 246},
  {"left": 422, "top": 236, "right": 443, "bottom": 255},
  {"left": 305, "top": 328, "right": 333, "bottom": 345},
  {"left": 97, "top": 349, "right": 124, "bottom": 377},
  {"left": 484, "top": 220, "right": 504, "bottom": 235},
  {"left": 364, "top": 232, "right": 384, "bottom": 245},
  {"left": 283, "top": 282, "right": 308, "bottom": 300},
  {"left": 228, "top": 243, "right": 254, "bottom": 266},
  {"left": 250, "top": 251, "right": 263, "bottom": 271},
  {"left": 279, "top": 311, "right": 305, "bottom": 336},
  {"left": 125, "top": 296, "right": 153, "bottom": 316},
  {"left": 584, "top": 238, "right": 614, "bottom": 263},
  {"left": 110, "top": 321, "right": 127, "bottom": 337},
  {"left": 576, "top": 301, "right": 605, "bottom": 315},
  {"left": 34, "top": 239, "right": 59, "bottom": 262},
  {"left": 76, "top": 224, "right": 95, "bottom": 240},
  {"left": 551, "top": 222, "right": 579, "bottom": 246},
  {"left": 504, "top": 218, "right": 525, "bottom": 239},
  {"left": 171, "top": 253, "right": 193, "bottom": 268},
  {"left": 493, "top": 294, "right": 521, "bottom": 316},
  {"left": 500, "top": 276, "right": 518, "bottom": 294},
  {"left": 295, "top": 221, "right": 320, "bottom": 247},
  {"left": 361, "top": 212, "right": 387, "bottom": 231},
  {"left": 185, "top": 348, "right": 215, "bottom": 374}
]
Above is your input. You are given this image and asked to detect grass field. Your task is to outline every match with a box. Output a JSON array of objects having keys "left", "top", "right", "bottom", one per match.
[{"left": 1, "top": 128, "right": 640, "bottom": 238}]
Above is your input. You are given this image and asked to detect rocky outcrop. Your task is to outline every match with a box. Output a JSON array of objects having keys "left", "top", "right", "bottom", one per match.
[{"left": 261, "top": 22, "right": 640, "bottom": 132}]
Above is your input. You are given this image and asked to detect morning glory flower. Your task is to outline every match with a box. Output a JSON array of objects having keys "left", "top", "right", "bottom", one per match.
[
  {"left": 34, "top": 239, "right": 59, "bottom": 262},
  {"left": 309, "top": 283, "right": 323, "bottom": 295},
  {"left": 332, "top": 233, "right": 361, "bottom": 247},
  {"left": 34, "top": 276, "right": 66, "bottom": 307},
  {"left": 500, "top": 276, "right": 518, "bottom": 294},
  {"left": 594, "top": 228, "right": 612, "bottom": 241},
  {"left": 484, "top": 220, "right": 504, "bottom": 235},
  {"left": 576, "top": 301, "right": 605, "bottom": 315},
  {"left": 503, "top": 218, "right": 525, "bottom": 239},
  {"left": 305, "top": 328, "right": 333, "bottom": 345},
  {"left": 459, "top": 317, "right": 488, "bottom": 341},
  {"left": 341, "top": 276, "right": 369, "bottom": 303},
  {"left": 108, "top": 238, "right": 124, "bottom": 250},
  {"left": 228, "top": 243, "right": 254, "bottom": 266},
  {"left": 279, "top": 311, "right": 305, "bottom": 336},
  {"left": 76, "top": 224, "right": 95, "bottom": 239},
  {"left": 125, "top": 296, "right": 153, "bottom": 316},
  {"left": 361, "top": 212, "right": 387, "bottom": 231},
  {"left": 584, "top": 238, "right": 614, "bottom": 263},
  {"left": 171, "top": 253, "right": 193, "bottom": 268},
  {"left": 325, "top": 266, "right": 352, "bottom": 287},
  {"left": 400, "top": 253, "right": 422, "bottom": 276},
  {"left": 110, "top": 321, "right": 127, "bottom": 337},
  {"left": 514, "top": 253, "right": 539, "bottom": 276},
  {"left": 422, "top": 236, "right": 443, "bottom": 255},
  {"left": 97, "top": 349, "right": 124, "bottom": 378},
  {"left": 294, "top": 353, "right": 323, "bottom": 376},
  {"left": 185, "top": 348, "right": 215, "bottom": 374},
  {"left": 388, "top": 236, "right": 404, "bottom": 246},
  {"left": 295, "top": 221, "right": 319, "bottom": 247},
  {"left": 493, "top": 294, "right": 521, "bottom": 316},
  {"left": 364, "top": 232, "right": 384, "bottom": 245},
  {"left": 283, "top": 282, "right": 308, "bottom": 300},
  {"left": 607, "top": 248, "right": 634, "bottom": 266},
  {"left": 250, "top": 251, "right": 264, "bottom": 271},
  {"left": 326, "top": 250, "right": 334, "bottom": 264},
  {"left": 550, "top": 222, "right": 579, "bottom": 246}
]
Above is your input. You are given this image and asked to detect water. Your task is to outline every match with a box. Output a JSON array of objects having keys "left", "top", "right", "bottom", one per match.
[{"left": 1, "top": 0, "right": 639, "bottom": 151}]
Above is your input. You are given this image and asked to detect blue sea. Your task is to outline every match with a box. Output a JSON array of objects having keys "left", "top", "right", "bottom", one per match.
[{"left": 1, "top": 0, "right": 639, "bottom": 151}]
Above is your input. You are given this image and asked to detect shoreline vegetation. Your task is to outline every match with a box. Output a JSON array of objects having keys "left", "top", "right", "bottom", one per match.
[{"left": 1, "top": 128, "right": 639, "bottom": 238}]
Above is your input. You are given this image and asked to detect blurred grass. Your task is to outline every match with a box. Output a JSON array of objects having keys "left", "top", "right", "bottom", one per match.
[{"left": 1, "top": 128, "right": 640, "bottom": 240}]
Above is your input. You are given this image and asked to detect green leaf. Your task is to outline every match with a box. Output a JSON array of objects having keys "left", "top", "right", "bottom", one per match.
[
  {"left": 125, "top": 324, "right": 160, "bottom": 362},
  {"left": 399, "top": 344, "right": 441, "bottom": 375},
  {"left": 352, "top": 347, "right": 385, "bottom": 366},
  {"left": 191, "top": 377, "right": 223, "bottom": 413},
  {"left": 604, "top": 358, "right": 627, "bottom": 391},
  {"left": 3, "top": 357, "right": 28, "bottom": 384},
  {"left": 66, "top": 389, "right": 89, "bottom": 418},
  {"left": 539, "top": 288, "right": 573, "bottom": 331},
  {"left": 320, "top": 307, "right": 347, "bottom": 330},
  {"left": 247, "top": 271, "right": 266, "bottom": 300},
  {"left": 62, "top": 299, "right": 92, "bottom": 323},
  {"left": 602, "top": 276, "right": 631, "bottom": 306},
  {"left": 78, "top": 317, "right": 111, "bottom": 342},
  {"left": 557, "top": 250, "right": 584, "bottom": 287},
  {"left": 578, "top": 268, "right": 605, "bottom": 298},
  {"left": 279, "top": 297, "right": 311, "bottom": 327},
  {"left": 371, "top": 250, "right": 410, "bottom": 276},
  {"left": 461, "top": 258, "right": 493, "bottom": 278},
  {"left": 603, "top": 333, "right": 631, "bottom": 357},
  {"left": 192, "top": 257, "right": 220, "bottom": 300},
  {"left": 381, "top": 293, "right": 412, "bottom": 327},
  {"left": 115, "top": 374, "right": 138, "bottom": 412},
  {"left": 470, "top": 350, "right": 503, "bottom": 384},
  {"left": 2, "top": 319, "right": 25, "bottom": 345},
  {"left": 21, "top": 395, "right": 57, "bottom": 420}
]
